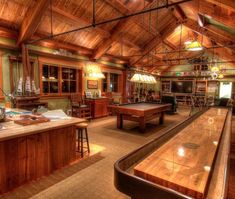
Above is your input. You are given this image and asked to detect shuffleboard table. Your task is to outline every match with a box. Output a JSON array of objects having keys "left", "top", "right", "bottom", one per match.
[
  {"left": 109, "top": 102, "right": 171, "bottom": 132},
  {"left": 114, "top": 107, "right": 232, "bottom": 199}
]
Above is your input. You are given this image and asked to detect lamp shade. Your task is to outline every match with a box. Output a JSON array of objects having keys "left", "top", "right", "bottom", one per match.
[
  {"left": 130, "top": 73, "right": 157, "bottom": 84},
  {"left": 85, "top": 62, "right": 105, "bottom": 79},
  {"left": 211, "top": 65, "right": 220, "bottom": 72},
  {"left": 218, "top": 74, "right": 224, "bottom": 79},
  {"left": 186, "top": 41, "right": 203, "bottom": 51}
]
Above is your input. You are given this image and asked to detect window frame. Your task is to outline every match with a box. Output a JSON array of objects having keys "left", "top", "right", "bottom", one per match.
[
  {"left": 110, "top": 73, "right": 119, "bottom": 92},
  {"left": 39, "top": 59, "right": 81, "bottom": 97}
]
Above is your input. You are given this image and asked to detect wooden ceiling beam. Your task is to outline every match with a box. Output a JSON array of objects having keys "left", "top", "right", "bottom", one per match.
[
  {"left": 105, "top": 0, "right": 157, "bottom": 36},
  {"left": 145, "top": 0, "right": 155, "bottom": 3},
  {"left": 92, "top": 18, "right": 129, "bottom": 59},
  {"left": 93, "top": 0, "right": 177, "bottom": 60},
  {"left": 17, "top": 0, "right": 49, "bottom": 45},
  {"left": 184, "top": 19, "right": 235, "bottom": 47},
  {"left": 0, "top": 26, "right": 93, "bottom": 55},
  {"left": 169, "top": 4, "right": 187, "bottom": 22},
  {"left": 102, "top": 54, "right": 129, "bottom": 63},
  {"left": 205, "top": 0, "right": 235, "bottom": 13},
  {"left": 104, "top": 0, "right": 160, "bottom": 36},
  {"left": 130, "top": 21, "right": 178, "bottom": 66},
  {"left": 51, "top": 5, "right": 140, "bottom": 57},
  {"left": 0, "top": 27, "right": 18, "bottom": 39},
  {"left": 198, "top": 2, "right": 235, "bottom": 28},
  {"left": 163, "top": 40, "right": 178, "bottom": 50},
  {"left": 34, "top": 38, "right": 93, "bottom": 55},
  {"left": 204, "top": 24, "right": 235, "bottom": 43}
]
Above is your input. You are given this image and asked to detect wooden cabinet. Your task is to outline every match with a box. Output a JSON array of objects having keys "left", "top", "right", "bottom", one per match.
[
  {"left": 195, "top": 80, "right": 207, "bottom": 94},
  {"left": 85, "top": 98, "right": 109, "bottom": 118},
  {"left": 14, "top": 96, "right": 48, "bottom": 110},
  {"left": 161, "top": 81, "right": 171, "bottom": 93}
]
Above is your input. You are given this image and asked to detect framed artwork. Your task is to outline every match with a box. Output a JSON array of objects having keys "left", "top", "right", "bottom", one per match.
[{"left": 87, "top": 80, "right": 98, "bottom": 89}]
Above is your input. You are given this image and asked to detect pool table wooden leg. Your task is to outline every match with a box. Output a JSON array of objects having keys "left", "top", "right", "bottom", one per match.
[
  {"left": 159, "top": 112, "right": 164, "bottom": 124},
  {"left": 139, "top": 117, "right": 146, "bottom": 132},
  {"left": 117, "top": 113, "right": 123, "bottom": 129}
]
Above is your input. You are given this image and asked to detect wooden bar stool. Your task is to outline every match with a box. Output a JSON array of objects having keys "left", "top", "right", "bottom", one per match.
[{"left": 75, "top": 123, "right": 90, "bottom": 158}]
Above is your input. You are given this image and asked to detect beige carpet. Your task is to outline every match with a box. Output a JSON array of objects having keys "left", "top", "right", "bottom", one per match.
[{"left": 1, "top": 107, "right": 190, "bottom": 199}]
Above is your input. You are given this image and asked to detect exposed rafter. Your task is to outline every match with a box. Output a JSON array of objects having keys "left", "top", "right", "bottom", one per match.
[
  {"left": 92, "top": 0, "right": 155, "bottom": 60},
  {"left": 198, "top": 1, "right": 235, "bottom": 28},
  {"left": 206, "top": 0, "right": 235, "bottom": 12},
  {"left": 169, "top": 4, "right": 187, "bottom": 22},
  {"left": 130, "top": 21, "right": 178, "bottom": 66},
  {"left": 17, "top": 0, "right": 49, "bottom": 45},
  {"left": 183, "top": 19, "right": 235, "bottom": 47}
]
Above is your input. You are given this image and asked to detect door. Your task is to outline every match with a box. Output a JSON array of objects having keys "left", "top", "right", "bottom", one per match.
[{"left": 219, "top": 82, "right": 232, "bottom": 98}]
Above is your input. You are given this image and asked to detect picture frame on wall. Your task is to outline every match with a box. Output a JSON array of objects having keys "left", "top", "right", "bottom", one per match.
[{"left": 87, "top": 80, "right": 98, "bottom": 89}]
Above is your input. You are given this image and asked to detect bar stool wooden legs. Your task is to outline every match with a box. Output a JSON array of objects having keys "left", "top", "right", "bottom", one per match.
[{"left": 75, "top": 123, "right": 90, "bottom": 158}]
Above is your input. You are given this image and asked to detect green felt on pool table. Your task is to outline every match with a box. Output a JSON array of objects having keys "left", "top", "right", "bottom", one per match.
[{"left": 118, "top": 103, "right": 168, "bottom": 110}]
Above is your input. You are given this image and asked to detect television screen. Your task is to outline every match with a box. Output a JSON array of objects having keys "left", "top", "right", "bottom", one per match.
[{"left": 171, "top": 81, "right": 193, "bottom": 93}]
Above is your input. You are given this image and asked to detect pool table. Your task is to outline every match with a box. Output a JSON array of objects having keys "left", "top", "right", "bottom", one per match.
[{"left": 109, "top": 102, "right": 171, "bottom": 132}]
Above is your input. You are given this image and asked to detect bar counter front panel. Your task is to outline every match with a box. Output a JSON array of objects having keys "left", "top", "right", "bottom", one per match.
[
  {"left": 0, "top": 116, "right": 85, "bottom": 194},
  {"left": 114, "top": 107, "right": 231, "bottom": 199}
]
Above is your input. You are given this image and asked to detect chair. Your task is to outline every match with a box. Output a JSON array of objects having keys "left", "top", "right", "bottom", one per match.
[
  {"left": 194, "top": 95, "right": 206, "bottom": 110},
  {"left": 75, "top": 123, "right": 90, "bottom": 158},
  {"left": 71, "top": 93, "right": 91, "bottom": 120},
  {"left": 105, "top": 92, "right": 114, "bottom": 104},
  {"left": 189, "top": 95, "right": 196, "bottom": 116},
  {"left": 206, "top": 95, "right": 215, "bottom": 107},
  {"left": 161, "top": 95, "right": 177, "bottom": 113},
  {"left": 218, "top": 98, "right": 229, "bottom": 106}
]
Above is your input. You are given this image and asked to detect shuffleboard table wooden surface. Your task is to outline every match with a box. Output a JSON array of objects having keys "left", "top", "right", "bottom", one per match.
[
  {"left": 134, "top": 108, "right": 227, "bottom": 198},
  {"left": 109, "top": 102, "right": 171, "bottom": 132}
]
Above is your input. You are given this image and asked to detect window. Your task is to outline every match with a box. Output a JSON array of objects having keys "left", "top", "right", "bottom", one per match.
[
  {"left": 102, "top": 73, "right": 108, "bottom": 92},
  {"left": 62, "top": 68, "right": 77, "bottom": 93},
  {"left": 42, "top": 65, "right": 59, "bottom": 94},
  {"left": 110, "top": 73, "right": 119, "bottom": 92},
  {"left": 41, "top": 64, "right": 78, "bottom": 95}
]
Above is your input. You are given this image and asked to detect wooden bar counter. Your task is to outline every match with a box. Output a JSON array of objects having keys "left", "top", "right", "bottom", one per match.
[{"left": 0, "top": 115, "right": 85, "bottom": 194}]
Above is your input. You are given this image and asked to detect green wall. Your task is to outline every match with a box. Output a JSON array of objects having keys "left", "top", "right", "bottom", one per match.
[{"left": 0, "top": 37, "right": 125, "bottom": 112}]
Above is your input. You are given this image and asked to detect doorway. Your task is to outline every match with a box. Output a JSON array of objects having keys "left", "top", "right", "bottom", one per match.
[{"left": 219, "top": 82, "right": 232, "bottom": 98}]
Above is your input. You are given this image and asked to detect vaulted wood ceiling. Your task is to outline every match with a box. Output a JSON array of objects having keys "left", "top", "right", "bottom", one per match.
[{"left": 0, "top": 0, "right": 234, "bottom": 73}]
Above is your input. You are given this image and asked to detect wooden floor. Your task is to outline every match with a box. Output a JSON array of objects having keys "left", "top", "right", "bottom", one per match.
[{"left": 228, "top": 116, "right": 235, "bottom": 199}]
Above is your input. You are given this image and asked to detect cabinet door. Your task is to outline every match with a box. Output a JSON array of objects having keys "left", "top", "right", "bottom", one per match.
[
  {"left": 94, "top": 100, "right": 108, "bottom": 118},
  {"left": 0, "top": 138, "right": 27, "bottom": 193}
]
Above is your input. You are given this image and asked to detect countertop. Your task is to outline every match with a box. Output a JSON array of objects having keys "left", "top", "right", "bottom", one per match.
[{"left": 0, "top": 116, "right": 85, "bottom": 142}]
